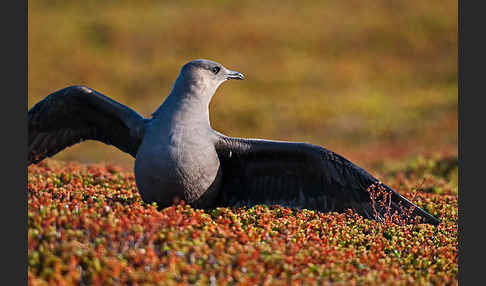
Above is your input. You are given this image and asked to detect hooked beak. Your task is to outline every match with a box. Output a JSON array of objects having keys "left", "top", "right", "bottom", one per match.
[{"left": 225, "top": 70, "right": 244, "bottom": 80}]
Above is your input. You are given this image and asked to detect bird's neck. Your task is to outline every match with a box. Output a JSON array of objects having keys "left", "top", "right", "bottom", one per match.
[{"left": 152, "top": 83, "right": 213, "bottom": 130}]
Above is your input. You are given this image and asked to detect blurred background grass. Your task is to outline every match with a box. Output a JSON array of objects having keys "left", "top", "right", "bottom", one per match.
[{"left": 28, "top": 0, "right": 457, "bottom": 169}]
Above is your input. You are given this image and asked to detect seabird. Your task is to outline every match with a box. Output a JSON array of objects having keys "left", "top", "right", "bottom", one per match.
[{"left": 28, "top": 59, "right": 440, "bottom": 225}]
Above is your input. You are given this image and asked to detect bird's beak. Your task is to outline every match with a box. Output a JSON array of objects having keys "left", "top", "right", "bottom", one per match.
[{"left": 225, "top": 70, "right": 244, "bottom": 80}]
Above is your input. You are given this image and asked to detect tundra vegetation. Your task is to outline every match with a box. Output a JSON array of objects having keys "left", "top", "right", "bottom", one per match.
[
  {"left": 28, "top": 0, "right": 457, "bottom": 285},
  {"left": 28, "top": 154, "right": 457, "bottom": 285}
]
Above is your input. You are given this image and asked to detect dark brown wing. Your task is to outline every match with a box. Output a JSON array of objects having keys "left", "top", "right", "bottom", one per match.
[
  {"left": 28, "top": 85, "right": 149, "bottom": 164},
  {"left": 214, "top": 134, "right": 440, "bottom": 225}
]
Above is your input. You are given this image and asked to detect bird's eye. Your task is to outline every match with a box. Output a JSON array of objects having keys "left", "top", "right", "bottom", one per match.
[{"left": 211, "top": 66, "right": 221, "bottom": 74}]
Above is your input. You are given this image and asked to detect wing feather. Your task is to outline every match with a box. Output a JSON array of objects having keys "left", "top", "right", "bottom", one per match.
[
  {"left": 214, "top": 134, "right": 440, "bottom": 225},
  {"left": 28, "top": 85, "right": 149, "bottom": 164}
]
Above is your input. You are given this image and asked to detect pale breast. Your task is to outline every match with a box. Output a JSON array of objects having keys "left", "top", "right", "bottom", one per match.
[{"left": 134, "top": 126, "right": 222, "bottom": 208}]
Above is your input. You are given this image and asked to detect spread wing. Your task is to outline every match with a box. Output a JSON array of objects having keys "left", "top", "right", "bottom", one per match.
[
  {"left": 214, "top": 134, "right": 440, "bottom": 225},
  {"left": 28, "top": 85, "right": 149, "bottom": 165}
]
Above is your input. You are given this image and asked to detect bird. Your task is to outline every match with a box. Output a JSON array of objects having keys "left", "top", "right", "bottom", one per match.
[{"left": 28, "top": 59, "right": 440, "bottom": 225}]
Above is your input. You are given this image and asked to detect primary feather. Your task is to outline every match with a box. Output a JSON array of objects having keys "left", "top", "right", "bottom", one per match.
[{"left": 28, "top": 85, "right": 148, "bottom": 164}]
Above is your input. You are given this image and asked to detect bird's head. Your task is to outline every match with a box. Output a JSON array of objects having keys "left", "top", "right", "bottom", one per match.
[{"left": 176, "top": 59, "right": 244, "bottom": 95}]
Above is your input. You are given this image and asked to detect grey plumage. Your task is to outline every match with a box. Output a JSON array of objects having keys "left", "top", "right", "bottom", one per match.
[{"left": 28, "top": 59, "right": 440, "bottom": 225}]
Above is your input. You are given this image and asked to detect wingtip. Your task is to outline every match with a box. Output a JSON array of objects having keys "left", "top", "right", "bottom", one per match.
[
  {"left": 414, "top": 206, "right": 441, "bottom": 226},
  {"left": 427, "top": 215, "right": 441, "bottom": 226}
]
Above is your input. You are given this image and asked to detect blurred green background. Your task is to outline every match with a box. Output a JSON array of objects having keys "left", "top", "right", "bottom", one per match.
[{"left": 28, "top": 0, "right": 457, "bottom": 169}]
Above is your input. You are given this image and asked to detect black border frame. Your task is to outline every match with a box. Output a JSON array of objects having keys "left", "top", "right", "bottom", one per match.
[
  {"left": 10, "top": 0, "right": 470, "bottom": 284},
  {"left": 458, "top": 0, "right": 482, "bottom": 284},
  {"left": 4, "top": 0, "right": 27, "bottom": 284}
]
